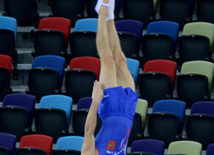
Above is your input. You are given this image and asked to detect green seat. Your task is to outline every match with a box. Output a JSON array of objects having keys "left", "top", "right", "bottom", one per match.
[
  {"left": 135, "top": 99, "right": 148, "bottom": 130},
  {"left": 168, "top": 140, "right": 202, "bottom": 155}
]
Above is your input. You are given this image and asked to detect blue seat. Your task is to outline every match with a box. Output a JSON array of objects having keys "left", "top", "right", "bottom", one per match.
[
  {"left": 115, "top": 20, "right": 143, "bottom": 51},
  {"left": 207, "top": 143, "right": 214, "bottom": 155},
  {"left": 146, "top": 20, "right": 179, "bottom": 52},
  {"left": 0, "top": 133, "right": 16, "bottom": 155},
  {"left": 126, "top": 58, "right": 140, "bottom": 85},
  {"left": 56, "top": 136, "right": 84, "bottom": 151},
  {"left": 39, "top": 94, "right": 73, "bottom": 127},
  {"left": 74, "top": 18, "right": 98, "bottom": 32},
  {"left": 32, "top": 55, "right": 66, "bottom": 87},
  {"left": 152, "top": 99, "right": 186, "bottom": 129},
  {"left": 191, "top": 101, "right": 214, "bottom": 115},
  {"left": 77, "top": 97, "right": 92, "bottom": 110},
  {"left": 0, "top": 16, "right": 17, "bottom": 40},
  {"left": 3, "top": 93, "right": 36, "bottom": 128}
]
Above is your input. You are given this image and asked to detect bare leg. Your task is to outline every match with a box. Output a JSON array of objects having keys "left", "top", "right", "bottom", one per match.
[
  {"left": 96, "top": 2, "right": 118, "bottom": 90},
  {"left": 106, "top": 20, "right": 136, "bottom": 91}
]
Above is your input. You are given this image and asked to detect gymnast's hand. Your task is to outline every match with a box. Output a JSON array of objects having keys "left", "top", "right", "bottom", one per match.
[{"left": 92, "top": 80, "right": 103, "bottom": 104}]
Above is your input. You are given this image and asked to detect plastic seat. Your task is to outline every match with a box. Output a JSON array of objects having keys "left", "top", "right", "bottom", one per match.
[
  {"left": 56, "top": 136, "right": 84, "bottom": 151},
  {"left": 0, "top": 133, "right": 16, "bottom": 155},
  {"left": 178, "top": 34, "right": 211, "bottom": 62},
  {"left": 65, "top": 69, "right": 96, "bottom": 103},
  {"left": 118, "top": 32, "right": 138, "bottom": 58},
  {"left": 77, "top": 97, "right": 92, "bottom": 110},
  {"left": 69, "top": 56, "right": 100, "bottom": 80},
  {"left": 74, "top": 18, "right": 98, "bottom": 32},
  {"left": 72, "top": 110, "right": 101, "bottom": 136},
  {"left": 26, "top": 68, "right": 60, "bottom": 102},
  {"left": 139, "top": 72, "right": 171, "bottom": 107},
  {"left": 196, "top": 0, "right": 214, "bottom": 24},
  {"left": 0, "top": 146, "right": 9, "bottom": 155},
  {"left": 0, "top": 54, "right": 13, "bottom": 78},
  {"left": 0, "top": 106, "right": 29, "bottom": 141},
  {"left": 3, "top": 93, "right": 36, "bottom": 130},
  {"left": 15, "top": 148, "right": 46, "bottom": 155},
  {"left": 51, "top": 0, "right": 83, "bottom": 27},
  {"left": 206, "top": 143, "right": 214, "bottom": 155},
  {"left": 168, "top": 140, "right": 202, "bottom": 155},
  {"left": 147, "top": 99, "right": 186, "bottom": 147},
  {"left": 126, "top": 58, "right": 140, "bottom": 84},
  {"left": 183, "top": 22, "right": 214, "bottom": 53},
  {"left": 135, "top": 99, "right": 148, "bottom": 130},
  {"left": 52, "top": 149, "right": 81, "bottom": 155},
  {"left": 180, "top": 60, "right": 214, "bottom": 93},
  {"left": 3, "top": 0, "right": 39, "bottom": 26},
  {"left": 131, "top": 139, "right": 165, "bottom": 155},
  {"left": 122, "top": 0, "right": 155, "bottom": 27},
  {"left": 0, "top": 67, "right": 12, "bottom": 101},
  {"left": 70, "top": 31, "right": 98, "bottom": 57},
  {"left": 115, "top": 20, "right": 143, "bottom": 52},
  {"left": 19, "top": 134, "right": 53, "bottom": 155},
  {"left": 159, "top": 0, "right": 193, "bottom": 28},
  {"left": 143, "top": 59, "right": 177, "bottom": 91},
  {"left": 185, "top": 101, "right": 214, "bottom": 149},
  {"left": 142, "top": 33, "right": 173, "bottom": 61},
  {"left": 176, "top": 74, "right": 209, "bottom": 108},
  {"left": 33, "top": 17, "right": 71, "bottom": 59},
  {"left": 146, "top": 21, "right": 179, "bottom": 53},
  {"left": 32, "top": 55, "right": 66, "bottom": 87}
]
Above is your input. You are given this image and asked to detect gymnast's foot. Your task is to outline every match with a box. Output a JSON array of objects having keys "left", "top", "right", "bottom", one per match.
[{"left": 95, "top": 0, "right": 115, "bottom": 21}]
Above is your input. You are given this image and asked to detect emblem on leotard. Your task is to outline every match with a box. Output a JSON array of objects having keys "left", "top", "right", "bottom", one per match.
[{"left": 107, "top": 140, "right": 117, "bottom": 151}]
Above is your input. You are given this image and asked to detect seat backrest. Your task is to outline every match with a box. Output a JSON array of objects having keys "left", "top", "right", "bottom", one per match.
[
  {"left": 0, "top": 67, "right": 11, "bottom": 101},
  {"left": 126, "top": 58, "right": 140, "bottom": 84},
  {"left": 38, "top": 17, "right": 71, "bottom": 48},
  {"left": 152, "top": 99, "right": 186, "bottom": 129},
  {"left": 3, "top": 93, "right": 35, "bottom": 127},
  {"left": 146, "top": 20, "right": 179, "bottom": 51},
  {"left": 15, "top": 147, "right": 46, "bottom": 155},
  {"left": 131, "top": 139, "right": 165, "bottom": 155},
  {"left": 77, "top": 97, "right": 92, "bottom": 110},
  {"left": 181, "top": 60, "right": 214, "bottom": 92},
  {"left": 197, "top": 0, "right": 214, "bottom": 24},
  {"left": 19, "top": 134, "right": 53, "bottom": 155},
  {"left": 0, "top": 133, "right": 16, "bottom": 155},
  {"left": 56, "top": 136, "right": 84, "bottom": 151},
  {"left": 168, "top": 140, "right": 202, "bottom": 155},
  {"left": 207, "top": 143, "right": 214, "bottom": 155},
  {"left": 144, "top": 59, "right": 177, "bottom": 90},
  {"left": 115, "top": 20, "right": 143, "bottom": 50},
  {"left": 183, "top": 22, "right": 214, "bottom": 52},
  {"left": 39, "top": 94, "right": 73, "bottom": 127},
  {"left": 0, "top": 54, "right": 12, "bottom": 78},
  {"left": 0, "top": 16, "right": 17, "bottom": 40},
  {"left": 32, "top": 55, "right": 66, "bottom": 87},
  {"left": 135, "top": 99, "right": 148, "bottom": 130},
  {"left": 191, "top": 101, "right": 214, "bottom": 115},
  {"left": 74, "top": 18, "right": 98, "bottom": 32},
  {"left": 69, "top": 56, "right": 100, "bottom": 80}
]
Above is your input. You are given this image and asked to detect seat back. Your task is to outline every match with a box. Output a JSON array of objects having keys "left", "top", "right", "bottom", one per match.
[
  {"left": 0, "top": 54, "right": 13, "bottom": 78},
  {"left": 0, "top": 146, "right": 9, "bottom": 155},
  {"left": 69, "top": 56, "right": 100, "bottom": 80},
  {"left": 144, "top": 59, "right": 177, "bottom": 91},
  {"left": 3, "top": 93, "right": 35, "bottom": 127},
  {"left": 168, "top": 140, "right": 202, "bottom": 155},
  {"left": 56, "top": 136, "right": 84, "bottom": 151},
  {"left": 181, "top": 60, "right": 214, "bottom": 92},
  {"left": 52, "top": 149, "right": 81, "bottom": 155},
  {"left": 0, "top": 67, "right": 11, "bottom": 101},
  {"left": 197, "top": 0, "right": 214, "bottom": 24},
  {"left": 0, "top": 133, "right": 16, "bottom": 155},
  {"left": 207, "top": 143, "right": 214, "bottom": 155},
  {"left": 74, "top": 18, "right": 98, "bottom": 32},
  {"left": 0, "top": 106, "right": 29, "bottom": 140},
  {"left": 19, "top": 134, "right": 53, "bottom": 155},
  {"left": 38, "top": 17, "right": 71, "bottom": 48},
  {"left": 183, "top": 22, "right": 214, "bottom": 52},
  {"left": 135, "top": 99, "right": 148, "bottom": 130},
  {"left": 39, "top": 94, "right": 73, "bottom": 127},
  {"left": 77, "top": 97, "right": 92, "bottom": 110},
  {"left": 15, "top": 148, "right": 46, "bottom": 155},
  {"left": 70, "top": 31, "right": 98, "bottom": 57},
  {"left": 191, "top": 101, "right": 214, "bottom": 115},
  {"left": 131, "top": 139, "right": 165, "bottom": 155},
  {"left": 33, "top": 55, "right": 66, "bottom": 87}
]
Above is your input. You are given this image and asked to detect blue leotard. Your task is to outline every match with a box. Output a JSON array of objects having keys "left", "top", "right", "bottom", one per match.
[{"left": 95, "top": 86, "right": 138, "bottom": 155}]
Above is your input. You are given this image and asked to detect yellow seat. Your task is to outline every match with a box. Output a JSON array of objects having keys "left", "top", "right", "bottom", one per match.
[{"left": 135, "top": 99, "right": 148, "bottom": 130}]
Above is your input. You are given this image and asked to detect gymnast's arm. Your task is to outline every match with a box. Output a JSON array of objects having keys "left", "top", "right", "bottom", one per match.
[{"left": 81, "top": 80, "right": 103, "bottom": 155}]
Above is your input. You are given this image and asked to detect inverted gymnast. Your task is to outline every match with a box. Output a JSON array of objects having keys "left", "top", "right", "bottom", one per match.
[{"left": 81, "top": 0, "right": 139, "bottom": 154}]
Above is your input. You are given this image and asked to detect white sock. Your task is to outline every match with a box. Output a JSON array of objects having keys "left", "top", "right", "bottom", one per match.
[{"left": 95, "top": 0, "right": 115, "bottom": 21}]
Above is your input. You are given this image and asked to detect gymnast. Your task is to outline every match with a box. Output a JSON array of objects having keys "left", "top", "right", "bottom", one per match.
[{"left": 81, "top": 0, "right": 139, "bottom": 154}]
